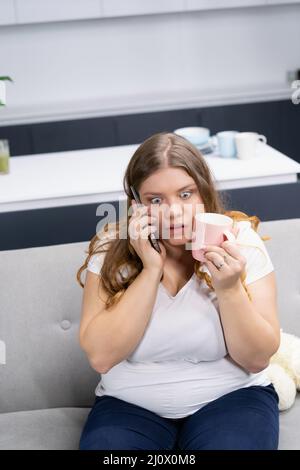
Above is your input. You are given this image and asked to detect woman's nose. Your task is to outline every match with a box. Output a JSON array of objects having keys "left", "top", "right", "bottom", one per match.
[{"left": 168, "top": 202, "right": 184, "bottom": 219}]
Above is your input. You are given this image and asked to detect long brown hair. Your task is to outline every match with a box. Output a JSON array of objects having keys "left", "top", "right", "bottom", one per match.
[{"left": 76, "top": 131, "right": 270, "bottom": 309}]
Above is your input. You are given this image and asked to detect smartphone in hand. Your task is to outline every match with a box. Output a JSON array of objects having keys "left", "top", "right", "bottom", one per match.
[{"left": 130, "top": 185, "right": 161, "bottom": 254}]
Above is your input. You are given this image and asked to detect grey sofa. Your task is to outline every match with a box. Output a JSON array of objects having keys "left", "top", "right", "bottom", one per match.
[{"left": 0, "top": 218, "right": 299, "bottom": 450}]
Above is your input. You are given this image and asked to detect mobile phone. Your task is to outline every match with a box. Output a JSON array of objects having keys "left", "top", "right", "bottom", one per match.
[{"left": 130, "top": 185, "right": 161, "bottom": 254}]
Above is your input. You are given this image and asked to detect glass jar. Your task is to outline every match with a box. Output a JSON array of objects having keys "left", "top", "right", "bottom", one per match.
[{"left": 0, "top": 139, "right": 10, "bottom": 174}]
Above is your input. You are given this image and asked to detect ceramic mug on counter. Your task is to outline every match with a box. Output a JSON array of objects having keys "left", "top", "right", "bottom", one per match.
[
  {"left": 235, "top": 132, "right": 267, "bottom": 160},
  {"left": 213, "top": 131, "right": 238, "bottom": 158},
  {"left": 174, "top": 127, "right": 211, "bottom": 146}
]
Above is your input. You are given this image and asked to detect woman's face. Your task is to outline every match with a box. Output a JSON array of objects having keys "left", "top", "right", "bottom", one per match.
[{"left": 138, "top": 168, "right": 205, "bottom": 246}]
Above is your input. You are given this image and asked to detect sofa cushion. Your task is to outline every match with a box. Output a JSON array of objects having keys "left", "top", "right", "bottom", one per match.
[
  {"left": 278, "top": 394, "right": 300, "bottom": 450},
  {"left": 0, "top": 241, "right": 100, "bottom": 413},
  {"left": 259, "top": 218, "right": 300, "bottom": 336},
  {"left": 0, "top": 407, "right": 90, "bottom": 450},
  {"left": 0, "top": 397, "right": 298, "bottom": 450}
]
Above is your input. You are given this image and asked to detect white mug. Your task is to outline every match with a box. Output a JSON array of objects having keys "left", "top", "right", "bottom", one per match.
[{"left": 235, "top": 132, "right": 267, "bottom": 160}]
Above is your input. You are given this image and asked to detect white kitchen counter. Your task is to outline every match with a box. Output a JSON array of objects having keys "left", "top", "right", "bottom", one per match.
[{"left": 0, "top": 141, "right": 299, "bottom": 213}]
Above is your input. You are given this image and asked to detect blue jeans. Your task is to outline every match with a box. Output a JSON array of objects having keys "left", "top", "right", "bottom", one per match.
[{"left": 79, "top": 383, "right": 279, "bottom": 450}]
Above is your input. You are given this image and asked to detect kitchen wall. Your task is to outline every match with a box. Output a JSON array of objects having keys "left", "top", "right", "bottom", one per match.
[{"left": 0, "top": 2, "right": 300, "bottom": 125}]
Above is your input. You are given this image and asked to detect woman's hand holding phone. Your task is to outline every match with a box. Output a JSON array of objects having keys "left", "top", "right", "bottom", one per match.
[{"left": 129, "top": 200, "right": 166, "bottom": 274}]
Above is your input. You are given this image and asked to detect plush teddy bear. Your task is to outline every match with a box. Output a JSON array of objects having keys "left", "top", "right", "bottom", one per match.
[{"left": 265, "top": 329, "right": 300, "bottom": 411}]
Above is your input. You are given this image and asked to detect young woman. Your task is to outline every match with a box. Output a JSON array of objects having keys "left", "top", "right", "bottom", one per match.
[{"left": 76, "top": 131, "right": 280, "bottom": 450}]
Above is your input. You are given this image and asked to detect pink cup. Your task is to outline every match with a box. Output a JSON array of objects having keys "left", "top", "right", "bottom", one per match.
[{"left": 191, "top": 212, "right": 236, "bottom": 262}]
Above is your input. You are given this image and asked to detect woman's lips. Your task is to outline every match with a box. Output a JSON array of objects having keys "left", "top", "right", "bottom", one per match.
[{"left": 165, "top": 224, "right": 191, "bottom": 238}]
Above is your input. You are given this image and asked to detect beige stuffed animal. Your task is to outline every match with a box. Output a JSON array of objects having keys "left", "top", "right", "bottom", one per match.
[{"left": 265, "top": 329, "right": 300, "bottom": 411}]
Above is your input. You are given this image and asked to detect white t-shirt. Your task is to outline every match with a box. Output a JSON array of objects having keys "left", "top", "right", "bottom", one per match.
[{"left": 86, "top": 220, "right": 274, "bottom": 419}]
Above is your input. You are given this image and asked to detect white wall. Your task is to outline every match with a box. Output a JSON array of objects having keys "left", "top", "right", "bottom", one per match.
[{"left": 0, "top": 3, "right": 299, "bottom": 124}]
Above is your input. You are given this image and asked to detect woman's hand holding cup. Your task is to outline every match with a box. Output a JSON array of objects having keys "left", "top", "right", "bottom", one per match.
[{"left": 191, "top": 212, "right": 246, "bottom": 292}]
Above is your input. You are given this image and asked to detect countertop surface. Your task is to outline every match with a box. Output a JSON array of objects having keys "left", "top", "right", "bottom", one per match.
[{"left": 1, "top": 141, "right": 300, "bottom": 212}]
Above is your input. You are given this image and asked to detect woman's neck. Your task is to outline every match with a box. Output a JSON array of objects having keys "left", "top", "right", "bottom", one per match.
[{"left": 163, "top": 241, "right": 195, "bottom": 273}]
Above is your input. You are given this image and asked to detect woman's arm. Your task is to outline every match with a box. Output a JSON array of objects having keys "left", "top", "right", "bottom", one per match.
[
  {"left": 203, "top": 240, "right": 281, "bottom": 373},
  {"left": 79, "top": 267, "right": 162, "bottom": 374},
  {"left": 215, "top": 271, "right": 280, "bottom": 373}
]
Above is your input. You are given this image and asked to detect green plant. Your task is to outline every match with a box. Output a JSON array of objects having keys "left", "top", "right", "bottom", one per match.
[{"left": 0, "top": 76, "right": 13, "bottom": 106}]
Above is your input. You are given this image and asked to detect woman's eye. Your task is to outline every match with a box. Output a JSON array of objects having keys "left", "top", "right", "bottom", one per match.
[
  {"left": 150, "top": 191, "right": 192, "bottom": 204},
  {"left": 181, "top": 191, "right": 192, "bottom": 199},
  {"left": 150, "top": 197, "right": 161, "bottom": 205}
]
